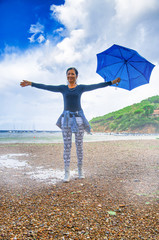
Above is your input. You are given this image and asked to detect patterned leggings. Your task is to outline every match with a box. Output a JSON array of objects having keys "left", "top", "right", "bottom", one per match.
[{"left": 62, "top": 120, "right": 85, "bottom": 167}]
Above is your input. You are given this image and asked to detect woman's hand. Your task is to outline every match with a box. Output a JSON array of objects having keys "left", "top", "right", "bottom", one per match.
[
  {"left": 20, "top": 80, "right": 32, "bottom": 87},
  {"left": 112, "top": 77, "right": 121, "bottom": 85}
]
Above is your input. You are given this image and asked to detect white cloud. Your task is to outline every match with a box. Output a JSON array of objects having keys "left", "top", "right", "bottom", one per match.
[
  {"left": 114, "top": 0, "right": 157, "bottom": 24},
  {"left": 54, "top": 29, "right": 86, "bottom": 64},
  {"left": 29, "top": 22, "right": 44, "bottom": 34},
  {"left": 50, "top": 0, "right": 87, "bottom": 30},
  {"left": 0, "top": 0, "right": 159, "bottom": 130},
  {"left": 112, "top": 0, "right": 159, "bottom": 59},
  {"left": 28, "top": 22, "right": 45, "bottom": 43}
]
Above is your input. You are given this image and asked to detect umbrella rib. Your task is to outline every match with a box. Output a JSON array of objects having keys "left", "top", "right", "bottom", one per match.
[
  {"left": 126, "top": 53, "right": 136, "bottom": 61},
  {"left": 113, "top": 63, "right": 125, "bottom": 78},
  {"left": 128, "top": 61, "right": 148, "bottom": 81},
  {"left": 101, "top": 52, "right": 123, "bottom": 61},
  {"left": 118, "top": 47, "right": 132, "bottom": 86},
  {"left": 125, "top": 63, "right": 131, "bottom": 89},
  {"left": 118, "top": 45, "right": 132, "bottom": 88},
  {"left": 118, "top": 47, "right": 124, "bottom": 60},
  {"left": 104, "top": 61, "right": 123, "bottom": 67}
]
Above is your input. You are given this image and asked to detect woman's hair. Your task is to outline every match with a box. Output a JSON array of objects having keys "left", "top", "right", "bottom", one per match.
[{"left": 66, "top": 67, "right": 78, "bottom": 77}]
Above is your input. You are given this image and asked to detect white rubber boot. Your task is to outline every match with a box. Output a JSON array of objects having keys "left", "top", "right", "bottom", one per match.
[
  {"left": 63, "top": 166, "right": 70, "bottom": 182},
  {"left": 78, "top": 165, "right": 85, "bottom": 179}
]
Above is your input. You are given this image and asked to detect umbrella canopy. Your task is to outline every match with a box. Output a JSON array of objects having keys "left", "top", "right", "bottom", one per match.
[{"left": 96, "top": 44, "right": 155, "bottom": 90}]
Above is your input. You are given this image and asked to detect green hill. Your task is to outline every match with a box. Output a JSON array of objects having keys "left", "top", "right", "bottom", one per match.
[{"left": 89, "top": 95, "right": 159, "bottom": 133}]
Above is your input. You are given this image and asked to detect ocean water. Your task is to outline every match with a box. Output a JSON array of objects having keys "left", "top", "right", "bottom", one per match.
[
  {"left": 0, "top": 131, "right": 158, "bottom": 143},
  {"left": 0, "top": 131, "right": 63, "bottom": 144}
]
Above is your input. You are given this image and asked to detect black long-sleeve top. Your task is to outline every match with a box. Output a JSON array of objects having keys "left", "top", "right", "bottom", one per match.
[{"left": 32, "top": 81, "right": 112, "bottom": 112}]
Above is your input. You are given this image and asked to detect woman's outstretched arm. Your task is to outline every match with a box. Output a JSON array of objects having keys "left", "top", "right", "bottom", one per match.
[
  {"left": 81, "top": 77, "right": 121, "bottom": 92},
  {"left": 20, "top": 80, "right": 64, "bottom": 93}
]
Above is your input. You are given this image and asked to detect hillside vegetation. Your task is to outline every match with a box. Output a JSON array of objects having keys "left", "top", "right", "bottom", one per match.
[{"left": 89, "top": 95, "right": 159, "bottom": 133}]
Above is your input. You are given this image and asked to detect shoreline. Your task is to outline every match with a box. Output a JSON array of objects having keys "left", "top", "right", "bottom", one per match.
[{"left": 0, "top": 131, "right": 159, "bottom": 144}]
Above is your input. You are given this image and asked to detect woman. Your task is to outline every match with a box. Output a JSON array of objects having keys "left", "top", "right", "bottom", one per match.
[{"left": 20, "top": 67, "right": 120, "bottom": 182}]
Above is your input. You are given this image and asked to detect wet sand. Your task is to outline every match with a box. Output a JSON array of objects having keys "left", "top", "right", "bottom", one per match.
[{"left": 0, "top": 140, "right": 159, "bottom": 239}]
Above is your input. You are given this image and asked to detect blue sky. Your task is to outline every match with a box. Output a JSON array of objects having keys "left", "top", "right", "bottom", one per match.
[
  {"left": 0, "top": 0, "right": 159, "bottom": 130},
  {"left": 0, "top": 0, "right": 64, "bottom": 55}
]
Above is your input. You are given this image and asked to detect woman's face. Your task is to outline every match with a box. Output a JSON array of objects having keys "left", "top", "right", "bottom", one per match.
[{"left": 67, "top": 69, "right": 78, "bottom": 85}]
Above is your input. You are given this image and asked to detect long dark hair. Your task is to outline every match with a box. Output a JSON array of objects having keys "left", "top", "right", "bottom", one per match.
[{"left": 66, "top": 67, "right": 78, "bottom": 77}]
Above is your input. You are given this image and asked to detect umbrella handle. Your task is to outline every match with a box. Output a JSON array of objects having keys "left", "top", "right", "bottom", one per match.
[{"left": 115, "top": 82, "right": 119, "bottom": 90}]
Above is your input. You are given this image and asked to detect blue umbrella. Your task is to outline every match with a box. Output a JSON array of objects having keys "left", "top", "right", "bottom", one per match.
[{"left": 96, "top": 44, "right": 155, "bottom": 90}]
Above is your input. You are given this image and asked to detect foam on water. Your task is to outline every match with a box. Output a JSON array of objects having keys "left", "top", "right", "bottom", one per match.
[
  {"left": 27, "top": 168, "right": 77, "bottom": 184},
  {"left": 0, "top": 153, "right": 76, "bottom": 184},
  {"left": 0, "top": 154, "right": 29, "bottom": 168}
]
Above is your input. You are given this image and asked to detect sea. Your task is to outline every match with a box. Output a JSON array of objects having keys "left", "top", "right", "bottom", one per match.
[{"left": 0, "top": 130, "right": 159, "bottom": 144}]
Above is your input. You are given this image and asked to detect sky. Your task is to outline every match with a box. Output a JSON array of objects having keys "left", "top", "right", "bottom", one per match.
[{"left": 0, "top": 0, "right": 159, "bottom": 131}]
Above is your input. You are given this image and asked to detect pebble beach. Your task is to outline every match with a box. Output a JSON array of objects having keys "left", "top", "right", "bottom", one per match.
[{"left": 0, "top": 139, "right": 159, "bottom": 239}]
